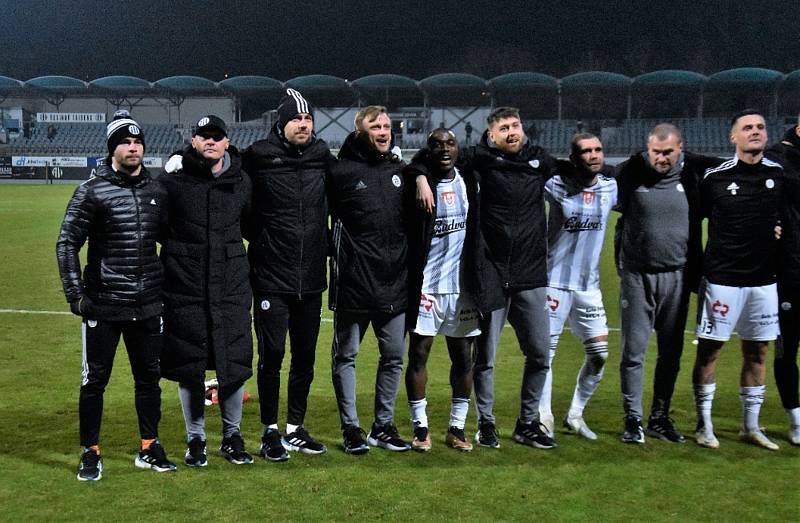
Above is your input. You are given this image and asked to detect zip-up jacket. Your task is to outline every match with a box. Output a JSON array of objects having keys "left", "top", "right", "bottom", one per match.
[
  {"left": 766, "top": 126, "right": 800, "bottom": 287},
  {"left": 56, "top": 163, "right": 165, "bottom": 321},
  {"left": 243, "top": 125, "right": 333, "bottom": 297},
  {"left": 403, "top": 153, "right": 503, "bottom": 330},
  {"left": 328, "top": 131, "right": 407, "bottom": 314},
  {"left": 464, "top": 131, "right": 557, "bottom": 292}
]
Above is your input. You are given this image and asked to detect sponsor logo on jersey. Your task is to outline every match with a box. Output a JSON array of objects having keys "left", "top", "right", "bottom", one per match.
[
  {"left": 726, "top": 182, "right": 739, "bottom": 195},
  {"left": 563, "top": 216, "right": 603, "bottom": 232},
  {"left": 546, "top": 294, "right": 560, "bottom": 311},
  {"left": 433, "top": 218, "right": 467, "bottom": 235},
  {"left": 419, "top": 293, "right": 434, "bottom": 311},
  {"left": 712, "top": 299, "right": 729, "bottom": 317},
  {"left": 582, "top": 191, "right": 595, "bottom": 206}
]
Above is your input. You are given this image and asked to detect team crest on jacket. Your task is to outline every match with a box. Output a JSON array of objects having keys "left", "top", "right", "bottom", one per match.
[
  {"left": 766, "top": 179, "right": 775, "bottom": 189},
  {"left": 261, "top": 300, "right": 271, "bottom": 311},
  {"left": 726, "top": 182, "right": 739, "bottom": 195},
  {"left": 87, "top": 320, "right": 98, "bottom": 328},
  {"left": 676, "top": 183, "right": 684, "bottom": 192},
  {"left": 392, "top": 174, "right": 401, "bottom": 187},
  {"left": 529, "top": 159, "right": 540, "bottom": 169}
]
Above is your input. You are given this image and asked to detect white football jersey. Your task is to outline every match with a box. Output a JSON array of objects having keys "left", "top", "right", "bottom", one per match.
[
  {"left": 546, "top": 174, "right": 617, "bottom": 291},
  {"left": 422, "top": 169, "right": 469, "bottom": 294}
]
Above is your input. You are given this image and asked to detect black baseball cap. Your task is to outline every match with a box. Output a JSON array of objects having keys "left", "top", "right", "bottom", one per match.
[{"left": 193, "top": 115, "right": 227, "bottom": 137}]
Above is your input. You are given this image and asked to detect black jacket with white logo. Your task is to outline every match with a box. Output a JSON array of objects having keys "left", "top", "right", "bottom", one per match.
[
  {"left": 56, "top": 163, "right": 165, "bottom": 321},
  {"left": 328, "top": 132, "right": 407, "bottom": 314},
  {"left": 464, "top": 131, "right": 557, "bottom": 292},
  {"left": 243, "top": 126, "right": 333, "bottom": 297},
  {"left": 766, "top": 127, "right": 800, "bottom": 287}
]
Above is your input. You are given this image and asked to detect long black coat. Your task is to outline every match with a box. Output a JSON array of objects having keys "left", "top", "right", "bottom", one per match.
[{"left": 159, "top": 146, "right": 253, "bottom": 391}]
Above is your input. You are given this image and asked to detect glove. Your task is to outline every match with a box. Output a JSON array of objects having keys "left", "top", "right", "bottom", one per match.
[
  {"left": 69, "top": 296, "right": 94, "bottom": 317},
  {"left": 164, "top": 154, "right": 183, "bottom": 174}
]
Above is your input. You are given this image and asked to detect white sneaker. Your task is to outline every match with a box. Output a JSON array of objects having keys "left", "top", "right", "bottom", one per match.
[
  {"left": 563, "top": 415, "right": 597, "bottom": 440},
  {"left": 789, "top": 425, "right": 800, "bottom": 446},
  {"left": 694, "top": 430, "right": 719, "bottom": 449},
  {"left": 540, "top": 413, "right": 555, "bottom": 438},
  {"left": 739, "top": 428, "right": 779, "bottom": 451}
]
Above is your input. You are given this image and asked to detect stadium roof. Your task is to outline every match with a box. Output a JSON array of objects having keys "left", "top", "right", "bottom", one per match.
[
  {"left": 218, "top": 75, "right": 283, "bottom": 95},
  {"left": 0, "top": 76, "right": 23, "bottom": 89},
  {"left": 632, "top": 70, "right": 707, "bottom": 88},
  {"left": 707, "top": 67, "right": 784, "bottom": 86},
  {"left": 155, "top": 75, "right": 219, "bottom": 95},
  {"left": 25, "top": 75, "right": 87, "bottom": 92},
  {"left": 560, "top": 71, "right": 631, "bottom": 88},
  {"left": 350, "top": 74, "right": 422, "bottom": 106},
  {"left": 780, "top": 69, "right": 800, "bottom": 89},
  {"left": 286, "top": 75, "right": 355, "bottom": 106},
  {"left": 419, "top": 73, "right": 489, "bottom": 106},
  {"left": 89, "top": 76, "right": 152, "bottom": 93},
  {"left": 489, "top": 72, "right": 558, "bottom": 89}
]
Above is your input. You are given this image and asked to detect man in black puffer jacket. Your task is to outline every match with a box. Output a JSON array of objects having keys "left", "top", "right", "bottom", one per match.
[
  {"left": 57, "top": 110, "right": 175, "bottom": 481},
  {"left": 242, "top": 89, "right": 333, "bottom": 461},
  {"left": 766, "top": 122, "right": 800, "bottom": 445},
  {"left": 328, "top": 105, "right": 411, "bottom": 454},
  {"left": 160, "top": 115, "right": 254, "bottom": 466}
]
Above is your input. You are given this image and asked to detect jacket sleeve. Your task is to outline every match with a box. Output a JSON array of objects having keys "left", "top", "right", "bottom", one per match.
[
  {"left": 56, "top": 182, "right": 96, "bottom": 303},
  {"left": 239, "top": 169, "right": 254, "bottom": 241}
]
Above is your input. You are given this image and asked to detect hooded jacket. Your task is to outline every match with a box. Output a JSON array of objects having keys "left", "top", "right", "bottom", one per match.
[
  {"left": 56, "top": 163, "right": 165, "bottom": 321},
  {"left": 159, "top": 146, "right": 253, "bottom": 391},
  {"left": 243, "top": 124, "right": 333, "bottom": 297},
  {"left": 328, "top": 131, "right": 407, "bottom": 314},
  {"left": 464, "top": 131, "right": 557, "bottom": 292}
]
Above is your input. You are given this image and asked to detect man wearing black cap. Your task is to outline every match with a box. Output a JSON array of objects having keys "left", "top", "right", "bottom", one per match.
[
  {"left": 243, "top": 89, "right": 333, "bottom": 461},
  {"left": 160, "top": 114, "right": 255, "bottom": 466},
  {"left": 57, "top": 110, "right": 176, "bottom": 481}
]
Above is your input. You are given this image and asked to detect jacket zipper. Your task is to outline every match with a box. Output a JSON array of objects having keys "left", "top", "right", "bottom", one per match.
[{"left": 132, "top": 185, "right": 142, "bottom": 319}]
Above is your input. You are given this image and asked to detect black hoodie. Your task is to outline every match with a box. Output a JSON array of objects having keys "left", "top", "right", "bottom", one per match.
[{"left": 766, "top": 126, "right": 800, "bottom": 286}]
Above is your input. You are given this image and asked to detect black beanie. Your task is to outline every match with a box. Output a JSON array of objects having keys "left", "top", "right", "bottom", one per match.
[
  {"left": 276, "top": 88, "right": 312, "bottom": 137},
  {"left": 106, "top": 110, "right": 144, "bottom": 154}
]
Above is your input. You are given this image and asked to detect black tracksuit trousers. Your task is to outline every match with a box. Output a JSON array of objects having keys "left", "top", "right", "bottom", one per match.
[
  {"left": 79, "top": 315, "right": 162, "bottom": 447},
  {"left": 777, "top": 283, "right": 800, "bottom": 410},
  {"left": 254, "top": 293, "right": 322, "bottom": 427}
]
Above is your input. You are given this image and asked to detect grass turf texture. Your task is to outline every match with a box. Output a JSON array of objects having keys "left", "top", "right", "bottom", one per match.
[{"left": 0, "top": 184, "right": 797, "bottom": 521}]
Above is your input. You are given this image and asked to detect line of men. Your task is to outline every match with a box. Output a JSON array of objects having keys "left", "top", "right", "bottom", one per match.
[{"left": 56, "top": 92, "right": 800, "bottom": 481}]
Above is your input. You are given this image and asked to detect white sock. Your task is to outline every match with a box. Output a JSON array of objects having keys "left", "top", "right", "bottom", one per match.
[
  {"left": 788, "top": 407, "right": 800, "bottom": 428},
  {"left": 740, "top": 385, "right": 766, "bottom": 432},
  {"left": 286, "top": 423, "right": 300, "bottom": 435},
  {"left": 409, "top": 398, "right": 428, "bottom": 428},
  {"left": 539, "top": 341, "right": 557, "bottom": 419},
  {"left": 694, "top": 383, "right": 716, "bottom": 433},
  {"left": 264, "top": 423, "right": 279, "bottom": 433},
  {"left": 449, "top": 397, "right": 470, "bottom": 429},
  {"left": 568, "top": 343, "right": 608, "bottom": 418}
]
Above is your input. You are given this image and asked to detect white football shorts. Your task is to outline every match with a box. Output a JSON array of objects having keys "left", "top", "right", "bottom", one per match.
[
  {"left": 546, "top": 287, "right": 609, "bottom": 341},
  {"left": 413, "top": 292, "right": 481, "bottom": 338},
  {"left": 695, "top": 280, "right": 779, "bottom": 342}
]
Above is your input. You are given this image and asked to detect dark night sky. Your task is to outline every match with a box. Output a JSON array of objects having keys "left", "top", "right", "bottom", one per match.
[{"left": 2, "top": 0, "right": 799, "bottom": 82}]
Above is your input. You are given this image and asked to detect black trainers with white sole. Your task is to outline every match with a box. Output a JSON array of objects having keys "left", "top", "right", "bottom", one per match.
[
  {"left": 511, "top": 419, "right": 557, "bottom": 449},
  {"left": 260, "top": 429, "right": 289, "bottom": 462},
  {"left": 646, "top": 416, "right": 685, "bottom": 443},
  {"left": 367, "top": 422, "right": 411, "bottom": 451},
  {"left": 185, "top": 437, "right": 208, "bottom": 467},
  {"left": 135, "top": 440, "right": 177, "bottom": 472},
  {"left": 77, "top": 447, "right": 103, "bottom": 481},
  {"left": 342, "top": 425, "right": 369, "bottom": 455},
  {"left": 622, "top": 415, "right": 645, "bottom": 444},
  {"left": 475, "top": 421, "right": 501, "bottom": 449},
  {"left": 219, "top": 433, "right": 254, "bottom": 465},
  {"left": 283, "top": 427, "right": 327, "bottom": 455}
]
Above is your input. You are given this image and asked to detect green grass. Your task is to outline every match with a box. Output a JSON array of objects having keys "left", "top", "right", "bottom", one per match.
[{"left": 0, "top": 184, "right": 797, "bottom": 521}]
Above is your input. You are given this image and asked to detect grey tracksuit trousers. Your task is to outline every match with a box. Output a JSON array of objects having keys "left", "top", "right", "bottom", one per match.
[
  {"left": 619, "top": 268, "right": 689, "bottom": 419},
  {"left": 474, "top": 287, "right": 550, "bottom": 424},
  {"left": 331, "top": 310, "right": 406, "bottom": 429}
]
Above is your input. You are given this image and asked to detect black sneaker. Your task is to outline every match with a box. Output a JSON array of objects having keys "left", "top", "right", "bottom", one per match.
[
  {"left": 622, "top": 415, "right": 645, "bottom": 444},
  {"left": 77, "top": 447, "right": 102, "bottom": 481},
  {"left": 367, "top": 422, "right": 411, "bottom": 451},
  {"left": 185, "top": 437, "right": 208, "bottom": 467},
  {"left": 475, "top": 421, "right": 501, "bottom": 449},
  {"left": 511, "top": 419, "right": 557, "bottom": 449},
  {"left": 219, "top": 433, "right": 254, "bottom": 465},
  {"left": 260, "top": 429, "right": 289, "bottom": 462},
  {"left": 342, "top": 425, "right": 369, "bottom": 455},
  {"left": 283, "top": 427, "right": 327, "bottom": 455},
  {"left": 135, "top": 440, "right": 177, "bottom": 472},
  {"left": 647, "top": 416, "right": 686, "bottom": 443}
]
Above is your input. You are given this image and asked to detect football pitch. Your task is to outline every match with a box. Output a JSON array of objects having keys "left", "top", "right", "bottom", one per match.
[{"left": 0, "top": 184, "right": 796, "bottom": 521}]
